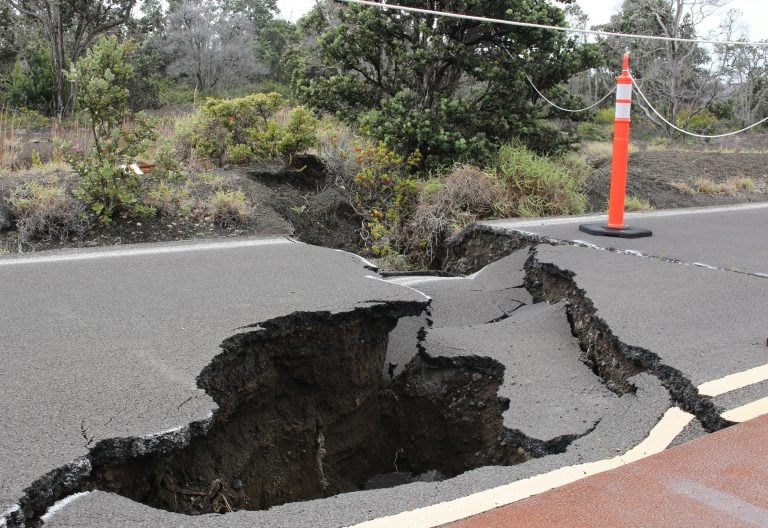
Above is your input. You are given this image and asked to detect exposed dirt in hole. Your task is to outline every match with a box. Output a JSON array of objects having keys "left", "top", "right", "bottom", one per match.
[
  {"left": 441, "top": 226, "right": 539, "bottom": 275},
  {"left": 54, "top": 303, "right": 528, "bottom": 518}
]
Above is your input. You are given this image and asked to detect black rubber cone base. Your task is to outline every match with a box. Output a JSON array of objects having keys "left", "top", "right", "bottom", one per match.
[{"left": 578, "top": 223, "right": 653, "bottom": 239}]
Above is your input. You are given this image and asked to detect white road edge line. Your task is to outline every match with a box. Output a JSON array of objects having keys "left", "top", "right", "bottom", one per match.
[
  {"left": 479, "top": 202, "right": 768, "bottom": 229},
  {"left": 722, "top": 396, "right": 768, "bottom": 423},
  {"left": 698, "top": 364, "right": 768, "bottom": 397},
  {"left": 0, "top": 237, "right": 294, "bottom": 267},
  {"left": 346, "top": 407, "right": 694, "bottom": 528}
]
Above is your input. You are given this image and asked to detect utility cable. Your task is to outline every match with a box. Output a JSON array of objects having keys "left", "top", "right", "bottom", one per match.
[
  {"left": 631, "top": 77, "right": 768, "bottom": 138},
  {"left": 497, "top": 43, "right": 615, "bottom": 113},
  {"left": 338, "top": 0, "right": 768, "bottom": 48},
  {"left": 525, "top": 76, "right": 614, "bottom": 113}
]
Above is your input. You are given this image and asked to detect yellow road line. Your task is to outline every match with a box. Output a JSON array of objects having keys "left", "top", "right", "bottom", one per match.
[
  {"left": 722, "top": 396, "right": 768, "bottom": 423},
  {"left": 698, "top": 364, "right": 768, "bottom": 397},
  {"left": 346, "top": 408, "right": 694, "bottom": 528}
]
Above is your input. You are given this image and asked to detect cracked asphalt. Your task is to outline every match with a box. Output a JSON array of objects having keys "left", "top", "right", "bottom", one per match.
[{"left": 3, "top": 202, "right": 768, "bottom": 527}]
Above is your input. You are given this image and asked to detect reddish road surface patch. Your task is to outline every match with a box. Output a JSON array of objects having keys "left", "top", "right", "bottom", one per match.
[{"left": 446, "top": 415, "right": 768, "bottom": 528}]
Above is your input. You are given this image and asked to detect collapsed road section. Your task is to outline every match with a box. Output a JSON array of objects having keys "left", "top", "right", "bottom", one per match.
[{"left": 4, "top": 224, "right": 767, "bottom": 527}]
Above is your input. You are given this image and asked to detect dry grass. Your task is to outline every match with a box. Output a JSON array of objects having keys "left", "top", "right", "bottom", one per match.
[
  {"left": 9, "top": 178, "right": 91, "bottom": 243},
  {"left": 727, "top": 176, "right": 756, "bottom": 193},
  {"left": 693, "top": 177, "right": 720, "bottom": 194},
  {"left": 402, "top": 166, "right": 507, "bottom": 268},
  {"left": 624, "top": 196, "right": 654, "bottom": 212},
  {"left": 692, "top": 176, "right": 756, "bottom": 195},
  {"left": 670, "top": 181, "right": 695, "bottom": 195},
  {"left": 580, "top": 141, "right": 639, "bottom": 163},
  {"left": 211, "top": 189, "right": 249, "bottom": 227}
]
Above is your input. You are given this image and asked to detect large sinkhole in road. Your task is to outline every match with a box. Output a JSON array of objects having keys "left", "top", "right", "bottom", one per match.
[{"left": 85, "top": 303, "right": 528, "bottom": 515}]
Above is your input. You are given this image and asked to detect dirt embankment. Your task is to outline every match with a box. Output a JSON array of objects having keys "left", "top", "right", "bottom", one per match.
[
  {"left": 2, "top": 147, "right": 768, "bottom": 256},
  {"left": 585, "top": 150, "right": 768, "bottom": 212}
]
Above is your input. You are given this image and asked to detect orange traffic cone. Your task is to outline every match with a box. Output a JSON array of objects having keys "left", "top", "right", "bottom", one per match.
[{"left": 580, "top": 53, "right": 652, "bottom": 239}]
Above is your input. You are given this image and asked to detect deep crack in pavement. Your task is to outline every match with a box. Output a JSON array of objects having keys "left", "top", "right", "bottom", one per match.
[{"left": 2, "top": 216, "right": 767, "bottom": 527}]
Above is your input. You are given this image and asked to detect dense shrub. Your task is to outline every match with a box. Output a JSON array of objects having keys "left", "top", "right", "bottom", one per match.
[
  {"left": 577, "top": 122, "right": 610, "bottom": 141},
  {"left": 349, "top": 141, "right": 420, "bottom": 256},
  {"left": 66, "top": 36, "right": 157, "bottom": 222},
  {"left": 5, "top": 47, "right": 54, "bottom": 113},
  {"left": 676, "top": 110, "right": 722, "bottom": 134},
  {"left": 594, "top": 108, "right": 615, "bottom": 126},
  {"left": 175, "top": 93, "right": 318, "bottom": 166}
]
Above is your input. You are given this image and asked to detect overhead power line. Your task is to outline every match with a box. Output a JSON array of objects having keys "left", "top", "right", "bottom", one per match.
[
  {"left": 526, "top": 76, "right": 614, "bottom": 113},
  {"left": 630, "top": 77, "right": 768, "bottom": 138},
  {"left": 338, "top": 0, "right": 768, "bottom": 48}
]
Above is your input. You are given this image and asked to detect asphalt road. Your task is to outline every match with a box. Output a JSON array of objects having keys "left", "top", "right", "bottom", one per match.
[
  {"left": 0, "top": 238, "right": 427, "bottom": 525},
  {"left": 5, "top": 202, "right": 768, "bottom": 528},
  {"left": 481, "top": 202, "right": 768, "bottom": 277}
]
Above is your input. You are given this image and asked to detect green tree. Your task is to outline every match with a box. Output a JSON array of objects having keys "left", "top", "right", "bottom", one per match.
[
  {"left": 5, "top": 45, "right": 53, "bottom": 111},
  {"left": 219, "top": 0, "right": 277, "bottom": 27},
  {"left": 255, "top": 18, "right": 295, "bottom": 84},
  {"left": 597, "top": 0, "right": 723, "bottom": 134},
  {"left": 67, "top": 36, "right": 157, "bottom": 221},
  {"left": 7, "top": 0, "right": 137, "bottom": 117},
  {"left": 0, "top": 2, "right": 18, "bottom": 75},
  {"left": 290, "top": 0, "right": 599, "bottom": 167}
]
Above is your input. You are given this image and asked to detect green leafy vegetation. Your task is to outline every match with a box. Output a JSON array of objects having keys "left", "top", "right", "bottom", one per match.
[
  {"left": 66, "top": 36, "right": 157, "bottom": 222},
  {"left": 175, "top": 93, "right": 318, "bottom": 166},
  {"left": 349, "top": 141, "right": 420, "bottom": 256},
  {"left": 495, "top": 144, "right": 588, "bottom": 217},
  {"left": 291, "top": 0, "right": 600, "bottom": 168},
  {"left": 624, "top": 196, "right": 654, "bottom": 211}
]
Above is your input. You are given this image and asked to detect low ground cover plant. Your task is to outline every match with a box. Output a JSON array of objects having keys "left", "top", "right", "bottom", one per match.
[
  {"left": 495, "top": 144, "right": 587, "bottom": 217},
  {"left": 9, "top": 179, "right": 90, "bottom": 242}
]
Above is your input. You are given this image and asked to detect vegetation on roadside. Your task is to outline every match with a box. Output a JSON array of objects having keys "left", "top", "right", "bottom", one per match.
[
  {"left": 66, "top": 36, "right": 157, "bottom": 222},
  {"left": 3, "top": 0, "right": 768, "bottom": 267},
  {"left": 175, "top": 92, "right": 318, "bottom": 167},
  {"left": 624, "top": 196, "right": 654, "bottom": 212}
]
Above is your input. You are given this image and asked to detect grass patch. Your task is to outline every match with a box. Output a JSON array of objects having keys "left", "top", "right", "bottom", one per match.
[
  {"left": 9, "top": 178, "right": 90, "bottom": 243},
  {"left": 624, "top": 196, "right": 654, "bottom": 212},
  {"left": 669, "top": 181, "right": 695, "bottom": 194},
  {"left": 728, "top": 176, "right": 755, "bottom": 193},
  {"left": 496, "top": 144, "right": 587, "bottom": 217},
  {"left": 693, "top": 177, "right": 719, "bottom": 194},
  {"left": 210, "top": 189, "right": 249, "bottom": 227}
]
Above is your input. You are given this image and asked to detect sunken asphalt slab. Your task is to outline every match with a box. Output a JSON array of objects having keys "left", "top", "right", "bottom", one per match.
[
  {"left": 0, "top": 238, "right": 428, "bottom": 524},
  {"left": 384, "top": 250, "right": 532, "bottom": 377},
  {"left": 1, "top": 238, "right": 674, "bottom": 528},
  {"left": 423, "top": 302, "right": 619, "bottom": 442},
  {"left": 390, "top": 251, "right": 616, "bottom": 443}
]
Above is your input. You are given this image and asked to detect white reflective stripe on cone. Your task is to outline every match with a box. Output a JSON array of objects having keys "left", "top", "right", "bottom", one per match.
[
  {"left": 616, "top": 83, "right": 632, "bottom": 101},
  {"left": 615, "top": 102, "right": 631, "bottom": 119}
]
